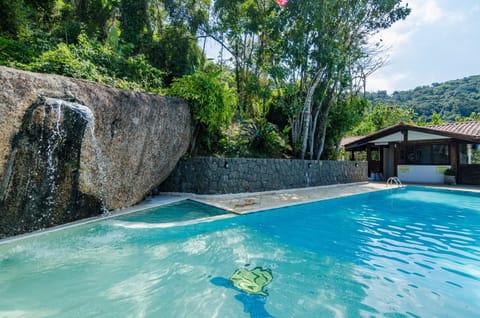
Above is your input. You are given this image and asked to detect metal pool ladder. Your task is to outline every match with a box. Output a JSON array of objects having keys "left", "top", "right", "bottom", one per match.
[{"left": 386, "top": 177, "right": 404, "bottom": 187}]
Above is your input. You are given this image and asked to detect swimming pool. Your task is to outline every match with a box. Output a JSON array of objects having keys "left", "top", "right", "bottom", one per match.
[{"left": 0, "top": 186, "right": 479, "bottom": 317}]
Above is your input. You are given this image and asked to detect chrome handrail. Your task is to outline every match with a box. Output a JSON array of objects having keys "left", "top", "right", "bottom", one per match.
[{"left": 386, "top": 177, "right": 404, "bottom": 187}]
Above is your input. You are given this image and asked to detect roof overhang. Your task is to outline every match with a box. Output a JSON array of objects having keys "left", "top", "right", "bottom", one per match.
[{"left": 345, "top": 123, "right": 480, "bottom": 151}]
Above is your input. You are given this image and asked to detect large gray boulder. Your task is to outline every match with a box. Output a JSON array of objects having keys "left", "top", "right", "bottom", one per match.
[{"left": 0, "top": 66, "right": 192, "bottom": 237}]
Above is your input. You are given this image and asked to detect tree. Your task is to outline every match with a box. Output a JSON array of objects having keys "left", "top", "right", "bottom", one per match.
[
  {"left": 351, "top": 103, "right": 415, "bottom": 136},
  {"left": 209, "top": 0, "right": 282, "bottom": 116},
  {"left": 325, "top": 95, "right": 368, "bottom": 158},
  {"left": 429, "top": 111, "right": 444, "bottom": 125},
  {"left": 144, "top": 0, "right": 210, "bottom": 84},
  {"left": 278, "top": 0, "right": 410, "bottom": 159},
  {"left": 0, "top": 1, "right": 28, "bottom": 36},
  {"left": 74, "top": 0, "right": 115, "bottom": 39},
  {"left": 119, "top": 0, "right": 148, "bottom": 48},
  {"left": 147, "top": 25, "right": 203, "bottom": 85},
  {"left": 367, "top": 75, "right": 480, "bottom": 121}
]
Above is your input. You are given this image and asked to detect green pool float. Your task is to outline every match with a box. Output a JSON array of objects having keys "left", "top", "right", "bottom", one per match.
[{"left": 230, "top": 266, "right": 273, "bottom": 296}]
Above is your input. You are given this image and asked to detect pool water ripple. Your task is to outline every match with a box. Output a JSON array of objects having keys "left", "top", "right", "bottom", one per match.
[{"left": 0, "top": 186, "right": 479, "bottom": 317}]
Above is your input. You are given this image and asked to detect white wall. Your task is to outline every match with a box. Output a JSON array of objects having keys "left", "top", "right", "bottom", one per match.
[{"left": 397, "top": 165, "right": 450, "bottom": 184}]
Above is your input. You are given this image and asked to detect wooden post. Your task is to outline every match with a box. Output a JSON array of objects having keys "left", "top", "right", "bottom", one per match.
[
  {"left": 450, "top": 142, "right": 458, "bottom": 169},
  {"left": 379, "top": 146, "right": 384, "bottom": 175},
  {"left": 366, "top": 145, "right": 372, "bottom": 177},
  {"left": 450, "top": 142, "right": 458, "bottom": 184},
  {"left": 393, "top": 143, "right": 399, "bottom": 177}
]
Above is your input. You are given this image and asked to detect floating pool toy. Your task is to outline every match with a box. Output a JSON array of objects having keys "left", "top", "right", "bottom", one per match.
[{"left": 230, "top": 266, "right": 273, "bottom": 296}]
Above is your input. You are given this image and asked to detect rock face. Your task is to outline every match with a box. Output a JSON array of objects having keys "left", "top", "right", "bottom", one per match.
[{"left": 0, "top": 66, "right": 192, "bottom": 238}]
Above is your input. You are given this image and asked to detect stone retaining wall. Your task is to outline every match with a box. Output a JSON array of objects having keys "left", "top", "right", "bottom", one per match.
[{"left": 158, "top": 157, "right": 367, "bottom": 194}]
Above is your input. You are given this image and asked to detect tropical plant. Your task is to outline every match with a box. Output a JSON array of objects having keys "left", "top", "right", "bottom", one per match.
[
  {"left": 351, "top": 103, "right": 415, "bottom": 136},
  {"left": 444, "top": 168, "right": 456, "bottom": 176},
  {"left": 168, "top": 66, "right": 235, "bottom": 154},
  {"left": 0, "top": 0, "right": 415, "bottom": 160},
  {"left": 26, "top": 33, "right": 165, "bottom": 92}
]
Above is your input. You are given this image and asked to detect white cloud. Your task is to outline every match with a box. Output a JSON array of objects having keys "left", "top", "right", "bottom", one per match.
[
  {"left": 373, "top": 0, "right": 453, "bottom": 48},
  {"left": 365, "top": 0, "right": 474, "bottom": 92},
  {"left": 368, "top": 1, "right": 432, "bottom": 60},
  {"left": 366, "top": 71, "right": 411, "bottom": 93},
  {"left": 416, "top": 0, "right": 447, "bottom": 24}
]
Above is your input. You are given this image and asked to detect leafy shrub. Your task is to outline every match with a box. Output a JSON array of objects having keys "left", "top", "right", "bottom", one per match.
[
  {"left": 169, "top": 68, "right": 235, "bottom": 154},
  {"left": 26, "top": 33, "right": 165, "bottom": 93},
  {"left": 28, "top": 42, "right": 100, "bottom": 79},
  {"left": 220, "top": 119, "right": 291, "bottom": 158},
  {"left": 0, "top": 36, "right": 40, "bottom": 65},
  {"left": 444, "top": 168, "right": 456, "bottom": 176}
]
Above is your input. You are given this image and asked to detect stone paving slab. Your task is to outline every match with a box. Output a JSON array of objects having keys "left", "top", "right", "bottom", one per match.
[
  {"left": 186, "top": 182, "right": 480, "bottom": 214},
  {"left": 190, "top": 182, "right": 388, "bottom": 214}
]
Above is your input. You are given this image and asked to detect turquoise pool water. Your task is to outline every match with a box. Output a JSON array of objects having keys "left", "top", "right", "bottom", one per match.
[{"left": 1, "top": 187, "right": 479, "bottom": 317}]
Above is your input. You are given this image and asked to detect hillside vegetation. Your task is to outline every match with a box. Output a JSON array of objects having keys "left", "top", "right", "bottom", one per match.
[
  {"left": 0, "top": 0, "right": 413, "bottom": 159},
  {"left": 367, "top": 75, "right": 480, "bottom": 121}
]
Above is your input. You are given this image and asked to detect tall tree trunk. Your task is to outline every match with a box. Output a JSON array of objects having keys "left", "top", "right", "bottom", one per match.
[
  {"left": 309, "top": 106, "right": 321, "bottom": 160},
  {"left": 315, "top": 108, "right": 329, "bottom": 160},
  {"left": 300, "top": 69, "right": 324, "bottom": 159},
  {"left": 309, "top": 79, "right": 332, "bottom": 159},
  {"left": 315, "top": 82, "right": 338, "bottom": 160}
]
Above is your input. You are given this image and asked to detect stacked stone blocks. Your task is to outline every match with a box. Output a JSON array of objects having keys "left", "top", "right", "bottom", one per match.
[{"left": 159, "top": 157, "right": 367, "bottom": 194}]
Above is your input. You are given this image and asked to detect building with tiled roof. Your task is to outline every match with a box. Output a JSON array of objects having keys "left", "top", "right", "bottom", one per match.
[
  {"left": 427, "top": 121, "right": 480, "bottom": 138},
  {"left": 344, "top": 121, "right": 480, "bottom": 185}
]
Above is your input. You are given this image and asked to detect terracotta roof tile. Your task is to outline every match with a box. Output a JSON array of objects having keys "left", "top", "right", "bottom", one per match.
[
  {"left": 340, "top": 136, "right": 364, "bottom": 146},
  {"left": 344, "top": 121, "right": 480, "bottom": 151},
  {"left": 427, "top": 121, "right": 480, "bottom": 137}
]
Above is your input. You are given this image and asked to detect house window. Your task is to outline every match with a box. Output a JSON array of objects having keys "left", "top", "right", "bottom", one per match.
[
  {"left": 432, "top": 144, "right": 450, "bottom": 164},
  {"left": 459, "top": 144, "right": 480, "bottom": 164},
  {"left": 399, "top": 144, "right": 450, "bottom": 165}
]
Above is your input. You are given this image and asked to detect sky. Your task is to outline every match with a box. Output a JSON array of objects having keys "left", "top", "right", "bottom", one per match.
[
  {"left": 203, "top": 0, "right": 480, "bottom": 94},
  {"left": 366, "top": 0, "right": 480, "bottom": 93}
]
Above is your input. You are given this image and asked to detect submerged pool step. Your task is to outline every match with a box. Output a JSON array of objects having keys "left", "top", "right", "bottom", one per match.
[{"left": 110, "top": 214, "right": 235, "bottom": 229}]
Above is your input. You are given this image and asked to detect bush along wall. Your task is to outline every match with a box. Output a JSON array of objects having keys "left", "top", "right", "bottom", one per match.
[{"left": 157, "top": 157, "right": 367, "bottom": 194}]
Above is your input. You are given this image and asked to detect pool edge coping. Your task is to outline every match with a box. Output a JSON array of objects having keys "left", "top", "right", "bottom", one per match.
[
  {"left": 2, "top": 182, "right": 478, "bottom": 244},
  {"left": 0, "top": 196, "right": 191, "bottom": 245}
]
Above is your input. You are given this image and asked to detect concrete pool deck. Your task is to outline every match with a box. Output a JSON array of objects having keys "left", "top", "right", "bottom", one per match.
[
  {"left": 180, "top": 182, "right": 387, "bottom": 214},
  {"left": 172, "top": 181, "right": 480, "bottom": 214}
]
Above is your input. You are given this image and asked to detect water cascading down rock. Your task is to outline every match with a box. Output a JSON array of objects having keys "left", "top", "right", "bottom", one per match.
[
  {"left": 0, "top": 66, "right": 192, "bottom": 238},
  {"left": 0, "top": 98, "right": 103, "bottom": 236}
]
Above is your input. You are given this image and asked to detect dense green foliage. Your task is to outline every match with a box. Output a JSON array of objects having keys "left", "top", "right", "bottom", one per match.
[
  {"left": 351, "top": 103, "right": 416, "bottom": 136},
  {"left": 367, "top": 75, "right": 480, "bottom": 121},
  {"left": 208, "top": 0, "right": 410, "bottom": 159},
  {"left": 0, "top": 0, "right": 205, "bottom": 90},
  {"left": 168, "top": 66, "right": 235, "bottom": 154},
  {"left": 1, "top": 0, "right": 414, "bottom": 159}
]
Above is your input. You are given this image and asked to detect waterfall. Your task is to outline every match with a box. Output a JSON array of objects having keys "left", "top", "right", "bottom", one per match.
[
  {"left": 43, "top": 98, "right": 109, "bottom": 213},
  {"left": 44, "top": 100, "right": 62, "bottom": 215},
  {"left": 0, "top": 97, "right": 107, "bottom": 237}
]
